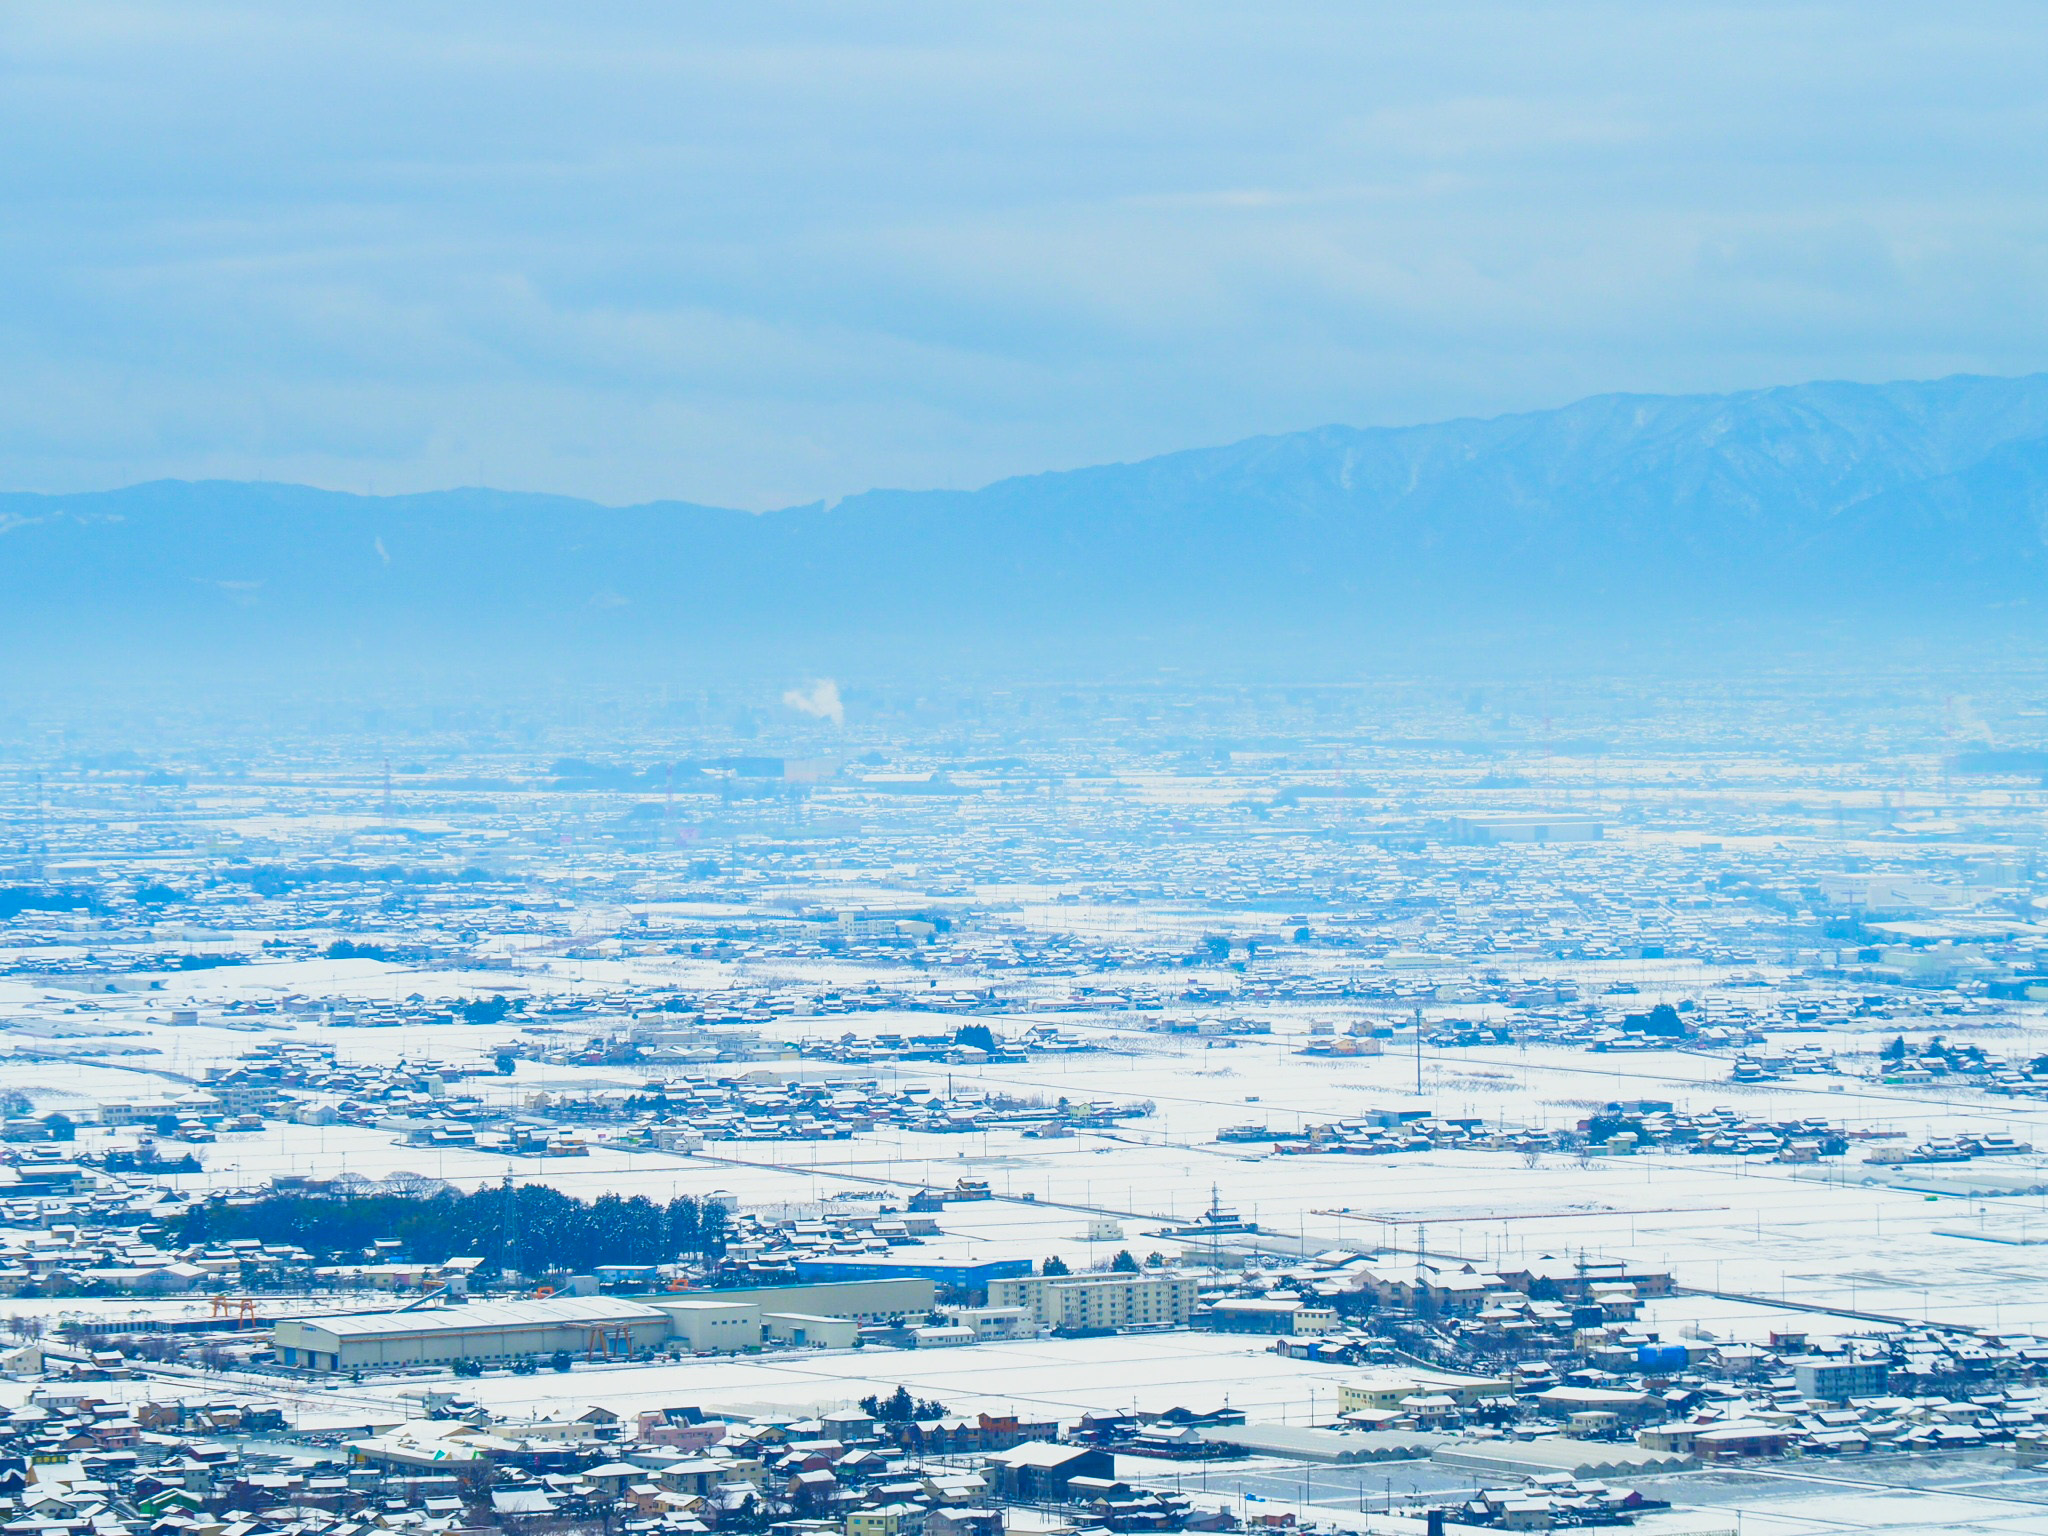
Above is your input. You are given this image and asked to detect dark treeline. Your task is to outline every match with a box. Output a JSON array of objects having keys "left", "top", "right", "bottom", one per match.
[
  {"left": 179, "top": 1185, "right": 728, "bottom": 1278},
  {"left": 0, "top": 887, "right": 98, "bottom": 920},
  {"left": 220, "top": 863, "right": 496, "bottom": 897}
]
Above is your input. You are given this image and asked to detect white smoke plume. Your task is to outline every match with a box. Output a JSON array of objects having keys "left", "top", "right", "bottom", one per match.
[{"left": 782, "top": 678, "right": 844, "bottom": 725}]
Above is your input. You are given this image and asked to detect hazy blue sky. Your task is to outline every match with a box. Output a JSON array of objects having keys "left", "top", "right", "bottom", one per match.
[{"left": 5, "top": 2, "right": 2047, "bottom": 507}]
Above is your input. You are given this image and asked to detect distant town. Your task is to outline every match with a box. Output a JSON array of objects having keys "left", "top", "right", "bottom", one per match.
[{"left": 0, "top": 672, "right": 2045, "bottom": 1535}]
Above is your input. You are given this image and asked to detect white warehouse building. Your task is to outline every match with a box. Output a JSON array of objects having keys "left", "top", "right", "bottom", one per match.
[
  {"left": 274, "top": 1296, "right": 672, "bottom": 1371},
  {"left": 272, "top": 1279, "right": 920, "bottom": 1371}
]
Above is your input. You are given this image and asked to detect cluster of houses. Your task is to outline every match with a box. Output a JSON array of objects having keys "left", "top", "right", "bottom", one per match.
[
  {"left": 0, "top": 1212, "right": 305, "bottom": 1298},
  {"left": 64, "top": 1031, "right": 1144, "bottom": 1161},
  {"left": 1303, "top": 1325, "right": 2048, "bottom": 1465},
  {"left": 1571, "top": 1104, "right": 1851, "bottom": 1161},
  {"left": 1444, "top": 1479, "right": 1669, "bottom": 1531},
  {"left": 526, "top": 1076, "right": 1145, "bottom": 1149},
  {"left": 1219, "top": 1104, "right": 1862, "bottom": 1163},
  {"left": 0, "top": 1387, "right": 1227, "bottom": 1536}
]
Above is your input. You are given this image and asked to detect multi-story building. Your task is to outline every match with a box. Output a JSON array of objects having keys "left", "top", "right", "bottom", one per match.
[
  {"left": 986, "top": 1271, "right": 1196, "bottom": 1332},
  {"left": 1790, "top": 1356, "right": 1888, "bottom": 1402}
]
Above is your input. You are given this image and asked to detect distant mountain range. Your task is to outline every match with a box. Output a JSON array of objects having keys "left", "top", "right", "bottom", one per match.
[{"left": 7, "top": 372, "right": 2048, "bottom": 670}]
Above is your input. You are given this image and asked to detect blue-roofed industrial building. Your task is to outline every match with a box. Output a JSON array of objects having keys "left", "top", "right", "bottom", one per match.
[{"left": 792, "top": 1255, "right": 1033, "bottom": 1291}]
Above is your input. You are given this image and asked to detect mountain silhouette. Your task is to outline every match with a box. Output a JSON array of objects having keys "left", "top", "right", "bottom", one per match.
[{"left": 7, "top": 372, "right": 2047, "bottom": 672}]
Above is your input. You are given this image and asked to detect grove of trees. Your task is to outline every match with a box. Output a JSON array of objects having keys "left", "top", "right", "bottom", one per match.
[
  {"left": 178, "top": 1184, "right": 729, "bottom": 1279},
  {"left": 859, "top": 1386, "right": 948, "bottom": 1422}
]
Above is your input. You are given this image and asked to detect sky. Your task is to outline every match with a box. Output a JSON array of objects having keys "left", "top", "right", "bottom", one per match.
[{"left": 4, "top": 2, "right": 2048, "bottom": 509}]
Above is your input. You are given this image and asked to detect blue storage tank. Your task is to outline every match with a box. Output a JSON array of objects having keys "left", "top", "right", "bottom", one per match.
[{"left": 1637, "top": 1342, "right": 1688, "bottom": 1373}]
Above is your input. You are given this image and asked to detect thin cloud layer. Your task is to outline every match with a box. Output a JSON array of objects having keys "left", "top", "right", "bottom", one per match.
[{"left": 2, "top": 2, "right": 2046, "bottom": 506}]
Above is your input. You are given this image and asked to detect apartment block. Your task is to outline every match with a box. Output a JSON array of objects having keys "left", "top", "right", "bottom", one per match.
[{"left": 986, "top": 1271, "right": 1196, "bottom": 1332}]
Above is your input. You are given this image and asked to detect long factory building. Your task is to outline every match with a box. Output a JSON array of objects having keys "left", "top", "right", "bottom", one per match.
[{"left": 273, "top": 1279, "right": 933, "bottom": 1372}]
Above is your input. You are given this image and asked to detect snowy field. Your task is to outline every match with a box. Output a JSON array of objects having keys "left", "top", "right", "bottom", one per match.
[{"left": 5, "top": 955, "right": 2045, "bottom": 1341}]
